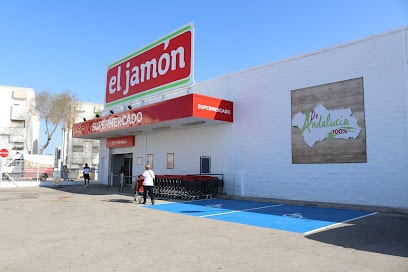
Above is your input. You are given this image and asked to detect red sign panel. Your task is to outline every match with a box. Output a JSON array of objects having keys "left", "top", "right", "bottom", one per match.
[
  {"left": 72, "top": 94, "right": 233, "bottom": 138},
  {"left": 0, "top": 148, "right": 9, "bottom": 158},
  {"left": 106, "top": 136, "right": 135, "bottom": 148},
  {"left": 105, "top": 24, "right": 193, "bottom": 105},
  {"left": 193, "top": 95, "right": 233, "bottom": 122}
]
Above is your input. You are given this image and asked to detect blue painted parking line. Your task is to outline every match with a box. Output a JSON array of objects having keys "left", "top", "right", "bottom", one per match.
[{"left": 144, "top": 199, "right": 376, "bottom": 234}]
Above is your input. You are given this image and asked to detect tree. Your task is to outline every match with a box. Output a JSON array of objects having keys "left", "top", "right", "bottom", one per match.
[{"left": 31, "top": 90, "right": 78, "bottom": 155}]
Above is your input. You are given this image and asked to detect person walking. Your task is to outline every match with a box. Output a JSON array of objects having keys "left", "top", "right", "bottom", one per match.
[
  {"left": 142, "top": 164, "right": 155, "bottom": 204},
  {"left": 83, "top": 163, "right": 91, "bottom": 187}
]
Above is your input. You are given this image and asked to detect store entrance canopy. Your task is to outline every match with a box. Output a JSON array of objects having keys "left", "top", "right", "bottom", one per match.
[{"left": 72, "top": 93, "right": 233, "bottom": 140}]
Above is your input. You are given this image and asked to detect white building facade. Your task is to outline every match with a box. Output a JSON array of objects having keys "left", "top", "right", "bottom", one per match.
[
  {"left": 73, "top": 26, "right": 408, "bottom": 210},
  {"left": 0, "top": 86, "right": 39, "bottom": 156},
  {"left": 58, "top": 102, "right": 103, "bottom": 178},
  {"left": 0, "top": 86, "right": 103, "bottom": 182}
]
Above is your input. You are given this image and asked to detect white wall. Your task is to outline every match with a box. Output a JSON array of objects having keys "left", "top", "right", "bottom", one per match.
[
  {"left": 131, "top": 125, "right": 233, "bottom": 179},
  {"left": 98, "top": 28, "right": 408, "bottom": 209},
  {"left": 221, "top": 28, "right": 407, "bottom": 208}
]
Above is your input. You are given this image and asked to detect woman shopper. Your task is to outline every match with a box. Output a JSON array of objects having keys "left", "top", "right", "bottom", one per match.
[
  {"left": 83, "top": 163, "right": 91, "bottom": 187},
  {"left": 142, "top": 164, "right": 155, "bottom": 205}
]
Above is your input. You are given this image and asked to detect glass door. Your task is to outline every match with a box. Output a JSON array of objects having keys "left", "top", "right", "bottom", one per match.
[{"left": 123, "top": 157, "right": 133, "bottom": 185}]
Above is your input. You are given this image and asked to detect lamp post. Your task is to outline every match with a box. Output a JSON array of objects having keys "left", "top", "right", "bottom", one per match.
[{"left": 60, "top": 127, "right": 65, "bottom": 176}]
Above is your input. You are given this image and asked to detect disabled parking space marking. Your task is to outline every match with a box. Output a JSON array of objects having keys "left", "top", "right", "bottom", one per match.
[
  {"left": 283, "top": 213, "right": 306, "bottom": 219},
  {"left": 145, "top": 199, "right": 376, "bottom": 234},
  {"left": 144, "top": 201, "right": 233, "bottom": 217},
  {"left": 200, "top": 203, "right": 283, "bottom": 218}
]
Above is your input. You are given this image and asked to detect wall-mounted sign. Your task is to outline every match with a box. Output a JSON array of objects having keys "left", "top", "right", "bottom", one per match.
[
  {"left": 105, "top": 23, "right": 194, "bottom": 107},
  {"left": 147, "top": 154, "right": 154, "bottom": 168},
  {"left": 106, "top": 135, "right": 135, "bottom": 148},
  {"left": 291, "top": 77, "right": 367, "bottom": 164},
  {"left": 72, "top": 93, "right": 233, "bottom": 138},
  {"left": 167, "top": 153, "right": 174, "bottom": 169},
  {"left": 292, "top": 104, "right": 361, "bottom": 147}
]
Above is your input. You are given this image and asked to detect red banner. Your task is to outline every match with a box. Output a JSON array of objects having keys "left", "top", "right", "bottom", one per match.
[{"left": 106, "top": 136, "right": 135, "bottom": 148}]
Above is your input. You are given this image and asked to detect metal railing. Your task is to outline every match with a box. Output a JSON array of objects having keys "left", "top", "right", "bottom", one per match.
[{"left": 108, "top": 172, "right": 136, "bottom": 192}]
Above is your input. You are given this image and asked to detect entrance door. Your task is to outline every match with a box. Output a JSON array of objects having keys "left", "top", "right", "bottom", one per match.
[
  {"left": 123, "top": 157, "right": 133, "bottom": 185},
  {"left": 111, "top": 153, "right": 133, "bottom": 187}
]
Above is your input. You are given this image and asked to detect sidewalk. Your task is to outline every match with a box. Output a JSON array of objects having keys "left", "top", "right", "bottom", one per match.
[
  {"left": 0, "top": 185, "right": 407, "bottom": 272},
  {"left": 0, "top": 179, "right": 95, "bottom": 188}
]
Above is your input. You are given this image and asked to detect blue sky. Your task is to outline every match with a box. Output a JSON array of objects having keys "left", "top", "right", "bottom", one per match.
[{"left": 1, "top": 0, "right": 407, "bottom": 154}]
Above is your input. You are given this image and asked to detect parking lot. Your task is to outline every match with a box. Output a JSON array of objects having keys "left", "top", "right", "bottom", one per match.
[{"left": 0, "top": 185, "right": 407, "bottom": 272}]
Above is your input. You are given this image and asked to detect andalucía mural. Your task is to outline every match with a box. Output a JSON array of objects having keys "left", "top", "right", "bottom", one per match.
[
  {"left": 292, "top": 104, "right": 361, "bottom": 147},
  {"left": 291, "top": 77, "right": 367, "bottom": 164}
]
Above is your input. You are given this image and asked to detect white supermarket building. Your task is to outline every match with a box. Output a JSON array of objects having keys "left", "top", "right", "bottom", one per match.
[{"left": 73, "top": 24, "right": 408, "bottom": 211}]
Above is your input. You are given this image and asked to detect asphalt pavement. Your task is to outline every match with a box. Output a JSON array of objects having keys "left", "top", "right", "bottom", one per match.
[{"left": 0, "top": 184, "right": 407, "bottom": 272}]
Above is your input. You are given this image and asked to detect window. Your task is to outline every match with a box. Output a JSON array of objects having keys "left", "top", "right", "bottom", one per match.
[
  {"left": 11, "top": 105, "right": 27, "bottom": 121},
  {"left": 200, "top": 156, "right": 211, "bottom": 174},
  {"left": 10, "top": 120, "right": 25, "bottom": 128},
  {"left": 12, "top": 90, "right": 28, "bottom": 99},
  {"left": 72, "top": 145, "right": 84, "bottom": 152}
]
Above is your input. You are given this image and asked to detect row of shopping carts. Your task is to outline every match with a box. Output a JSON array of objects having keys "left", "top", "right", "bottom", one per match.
[{"left": 154, "top": 175, "right": 224, "bottom": 200}]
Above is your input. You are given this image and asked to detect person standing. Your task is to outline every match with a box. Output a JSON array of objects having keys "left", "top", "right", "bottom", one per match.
[
  {"left": 83, "top": 163, "right": 91, "bottom": 187},
  {"left": 142, "top": 164, "right": 155, "bottom": 204},
  {"left": 62, "top": 165, "right": 69, "bottom": 181},
  {"left": 119, "top": 166, "right": 125, "bottom": 175},
  {"left": 119, "top": 166, "right": 125, "bottom": 190}
]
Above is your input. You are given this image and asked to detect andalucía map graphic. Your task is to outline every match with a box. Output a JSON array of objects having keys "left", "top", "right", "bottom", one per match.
[{"left": 292, "top": 104, "right": 361, "bottom": 147}]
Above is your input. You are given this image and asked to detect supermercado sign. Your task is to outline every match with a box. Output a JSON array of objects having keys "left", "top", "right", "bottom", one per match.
[
  {"left": 105, "top": 23, "right": 194, "bottom": 106},
  {"left": 93, "top": 112, "right": 142, "bottom": 132},
  {"left": 72, "top": 94, "right": 233, "bottom": 137}
]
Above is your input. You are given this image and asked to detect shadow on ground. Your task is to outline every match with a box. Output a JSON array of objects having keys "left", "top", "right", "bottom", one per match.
[
  {"left": 105, "top": 198, "right": 135, "bottom": 203},
  {"left": 44, "top": 184, "right": 134, "bottom": 196},
  {"left": 305, "top": 213, "right": 408, "bottom": 257}
]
